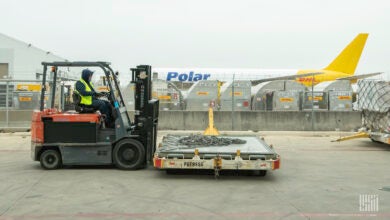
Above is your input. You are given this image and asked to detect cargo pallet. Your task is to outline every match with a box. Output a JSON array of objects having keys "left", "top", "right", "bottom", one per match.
[{"left": 153, "top": 135, "right": 280, "bottom": 178}]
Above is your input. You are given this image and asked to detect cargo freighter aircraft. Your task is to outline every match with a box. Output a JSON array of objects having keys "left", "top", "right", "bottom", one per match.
[{"left": 153, "top": 33, "right": 381, "bottom": 87}]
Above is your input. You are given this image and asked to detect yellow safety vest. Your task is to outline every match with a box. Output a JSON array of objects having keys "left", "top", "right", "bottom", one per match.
[{"left": 75, "top": 79, "right": 94, "bottom": 105}]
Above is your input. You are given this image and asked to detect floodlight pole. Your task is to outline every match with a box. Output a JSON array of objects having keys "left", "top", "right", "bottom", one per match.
[
  {"left": 232, "top": 74, "right": 235, "bottom": 131},
  {"left": 311, "top": 73, "right": 314, "bottom": 131},
  {"left": 6, "top": 80, "right": 9, "bottom": 127}
]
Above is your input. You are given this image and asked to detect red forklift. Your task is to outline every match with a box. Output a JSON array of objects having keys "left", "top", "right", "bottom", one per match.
[{"left": 31, "top": 62, "right": 159, "bottom": 170}]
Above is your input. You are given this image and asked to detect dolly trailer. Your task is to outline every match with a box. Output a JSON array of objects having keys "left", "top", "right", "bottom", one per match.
[{"left": 153, "top": 135, "right": 280, "bottom": 176}]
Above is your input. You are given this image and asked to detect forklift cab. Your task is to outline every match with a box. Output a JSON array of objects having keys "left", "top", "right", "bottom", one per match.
[{"left": 31, "top": 62, "right": 159, "bottom": 170}]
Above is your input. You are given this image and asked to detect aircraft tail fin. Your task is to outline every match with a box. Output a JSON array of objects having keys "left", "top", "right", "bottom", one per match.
[{"left": 324, "top": 33, "right": 368, "bottom": 74}]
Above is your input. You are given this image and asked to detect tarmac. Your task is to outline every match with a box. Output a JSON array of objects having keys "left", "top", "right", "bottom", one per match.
[{"left": 0, "top": 131, "right": 389, "bottom": 220}]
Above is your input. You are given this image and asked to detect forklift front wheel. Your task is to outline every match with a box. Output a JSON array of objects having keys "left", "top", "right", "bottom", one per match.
[
  {"left": 40, "top": 149, "right": 62, "bottom": 170},
  {"left": 113, "top": 139, "right": 145, "bottom": 170}
]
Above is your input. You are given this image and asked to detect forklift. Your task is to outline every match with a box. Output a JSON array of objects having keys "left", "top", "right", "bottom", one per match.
[{"left": 31, "top": 62, "right": 159, "bottom": 170}]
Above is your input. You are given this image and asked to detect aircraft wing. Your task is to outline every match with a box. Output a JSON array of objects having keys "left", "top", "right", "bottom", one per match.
[
  {"left": 251, "top": 72, "right": 323, "bottom": 85},
  {"left": 336, "top": 72, "right": 383, "bottom": 81}
]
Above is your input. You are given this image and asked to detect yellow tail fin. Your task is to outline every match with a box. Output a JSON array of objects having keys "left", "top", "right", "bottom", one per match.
[{"left": 324, "top": 33, "right": 368, "bottom": 74}]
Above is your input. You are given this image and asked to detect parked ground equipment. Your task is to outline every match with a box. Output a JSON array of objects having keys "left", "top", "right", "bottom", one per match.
[
  {"left": 31, "top": 62, "right": 159, "bottom": 170},
  {"left": 333, "top": 80, "right": 390, "bottom": 144}
]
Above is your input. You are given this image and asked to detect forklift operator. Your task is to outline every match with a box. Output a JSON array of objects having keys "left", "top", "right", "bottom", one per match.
[{"left": 75, "top": 69, "right": 113, "bottom": 127}]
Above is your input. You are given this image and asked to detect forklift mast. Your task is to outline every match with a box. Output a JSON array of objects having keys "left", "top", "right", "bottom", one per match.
[
  {"left": 131, "top": 65, "right": 159, "bottom": 162},
  {"left": 132, "top": 65, "right": 152, "bottom": 124}
]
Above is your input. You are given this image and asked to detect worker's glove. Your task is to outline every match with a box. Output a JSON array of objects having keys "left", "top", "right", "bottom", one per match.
[
  {"left": 99, "top": 92, "right": 109, "bottom": 97},
  {"left": 92, "top": 92, "right": 102, "bottom": 98},
  {"left": 94, "top": 92, "right": 103, "bottom": 97}
]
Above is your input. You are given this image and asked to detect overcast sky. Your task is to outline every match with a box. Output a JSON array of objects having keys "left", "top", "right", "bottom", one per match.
[{"left": 1, "top": 0, "right": 389, "bottom": 78}]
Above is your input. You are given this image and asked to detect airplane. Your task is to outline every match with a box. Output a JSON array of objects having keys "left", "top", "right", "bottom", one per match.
[{"left": 152, "top": 33, "right": 382, "bottom": 87}]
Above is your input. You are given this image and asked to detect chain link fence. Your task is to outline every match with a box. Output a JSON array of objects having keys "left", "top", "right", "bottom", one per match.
[
  {"left": 0, "top": 79, "right": 74, "bottom": 129},
  {"left": 0, "top": 78, "right": 362, "bottom": 131}
]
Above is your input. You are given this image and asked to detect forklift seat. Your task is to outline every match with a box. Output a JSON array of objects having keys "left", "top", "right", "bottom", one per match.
[{"left": 72, "top": 92, "right": 96, "bottom": 113}]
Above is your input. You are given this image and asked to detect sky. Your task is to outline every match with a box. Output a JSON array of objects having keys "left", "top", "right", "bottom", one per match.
[{"left": 1, "top": 0, "right": 389, "bottom": 78}]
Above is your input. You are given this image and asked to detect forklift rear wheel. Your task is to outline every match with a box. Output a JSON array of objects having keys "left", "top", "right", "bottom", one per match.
[
  {"left": 113, "top": 139, "right": 145, "bottom": 170},
  {"left": 40, "top": 149, "right": 62, "bottom": 170}
]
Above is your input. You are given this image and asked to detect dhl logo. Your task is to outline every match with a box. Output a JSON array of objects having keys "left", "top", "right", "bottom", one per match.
[
  {"left": 308, "top": 96, "right": 323, "bottom": 101},
  {"left": 230, "top": 92, "right": 243, "bottom": 97},
  {"left": 158, "top": 95, "right": 171, "bottom": 100},
  {"left": 338, "top": 96, "right": 352, "bottom": 100},
  {"left": 297, "top": 77, "right": 319, "bottom": 83},
  {"left": 16, "top": 84, "right": 41, "bottom": 91},
  {"left": 280, "top": 98, "right": 294, "bottom": 102},
  {"left": 197, "top": 91, "right": 209, "bottom": 96},
  {"left": 19, "top": 97, "right": 32, "bottom": 102}
]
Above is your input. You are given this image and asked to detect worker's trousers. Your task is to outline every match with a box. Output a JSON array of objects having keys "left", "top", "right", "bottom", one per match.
[{"left": 91, "top": 99, "right": 112, "bottom": 126}]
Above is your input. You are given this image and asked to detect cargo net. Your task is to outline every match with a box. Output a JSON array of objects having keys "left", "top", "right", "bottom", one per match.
[
  {"left": 358, "top": 80, "right": 390, "bottom": 112},
  {"left": 358, "top": 80, "right": 390, "bottom": 132},
  {"left": 362, "top": 110, "right": 390, "bottom": 132},
  {"left": 165, "top": 134, "right": 247, "bottom": 147}
]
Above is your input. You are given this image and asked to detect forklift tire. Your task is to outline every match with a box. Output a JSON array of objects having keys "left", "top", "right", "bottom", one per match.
[
  {"left": 40, "top": 149, "right": 62, "bottom": 170},
  {"left": 113, "top": 139, "right": 145, "bottom": 170}
]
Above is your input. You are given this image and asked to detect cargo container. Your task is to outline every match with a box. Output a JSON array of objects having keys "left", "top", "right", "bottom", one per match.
[
  {"left": 251, "top": 80, "right": 306, "bottom": 111},
  {"left": 13, "top": 84, "right": 47, "bottom": 110},
  {"left": 328, "top": 91, "right": 353, "bottom": 111},
  {"left": 185, "top": 80, "right": 219, "bottom": 111},
  {"left": 302, "top": 91, "right": 328, "bottom": 110},
  {"left": 272, "top": 90, "right": 303, "bottom": 111},
  {"left": 152, "top": 79, "right": 184, "bottom": 110},
  {"left": 219, "top": 80, "right": 251, "bottom": 111},
  {"left": 314, "top": 80, "right": 352, "bottom": 111},
  {"left": 122, "top": 79, "right": 184, "bottom": 111}
]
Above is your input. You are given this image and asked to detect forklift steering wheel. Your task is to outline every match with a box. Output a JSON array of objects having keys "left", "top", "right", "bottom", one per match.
[{"left": 96, "top": 91, "right": 110, "bottom": 100}]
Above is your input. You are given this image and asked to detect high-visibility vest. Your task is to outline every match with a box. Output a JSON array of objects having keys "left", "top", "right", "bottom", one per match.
[{"left": 75, "top": 79, "right": 94, "bottom": 105}]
